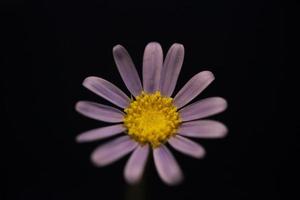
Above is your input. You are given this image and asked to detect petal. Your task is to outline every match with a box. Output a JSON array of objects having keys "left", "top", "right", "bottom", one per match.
[
  {"left": 143, "top": 42, "right": 163, "bottom": 93},
  {"left": 76, "top": 124, "right": 126, "bottom": 143},
  {"left": 124, "top": 144, "right": 149, "bottom": 184},
  {"left": 160, "top": 43, "right": 184, "bottom": 97},
  {"left": 173, "top": 71, "right": 215, "bottom": 108},
  {"left": 113, "top": 45, "right": 143, "bottom": 97},
  {"left": 91, "top": 136, "right": 137, "bottom": 167},
  {"left": 75, "top": 101, "right": 124, "bottom": 123},
  {"left": 178, "top": 120, "right": 228, "bottom": 138},
  {"left": 83, "top": 76, "right": 130, "bottom": 108},
  {"left": 168, "top": 135, "right": 205, "bottom": 158},
  {"left": 179, "top": 97, "right": 227, "bottom": 121},
  {"left": 153, "top": 145, "right": 183, "bottom": 185}
]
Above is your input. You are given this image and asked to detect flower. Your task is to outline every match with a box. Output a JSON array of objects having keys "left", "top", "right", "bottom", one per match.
[{"left": 75, "top": 42, "right": 228, "bottom": 185}]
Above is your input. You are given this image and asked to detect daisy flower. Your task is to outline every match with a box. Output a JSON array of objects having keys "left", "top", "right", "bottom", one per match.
[{"left": 75, "top": 42, "right": 228, "bottom": 185}]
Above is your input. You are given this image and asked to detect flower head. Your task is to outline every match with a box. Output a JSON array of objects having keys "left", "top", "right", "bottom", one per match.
[{"left": 76, "top": 42, "right": 228, "bottom": 185}]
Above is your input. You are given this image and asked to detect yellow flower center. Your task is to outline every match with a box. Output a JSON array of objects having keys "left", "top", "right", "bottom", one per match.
[{"left": 123, "top": 91, "right": 181, "bottom": 148}]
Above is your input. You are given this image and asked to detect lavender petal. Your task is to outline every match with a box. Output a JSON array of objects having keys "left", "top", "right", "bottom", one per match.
[
  {"left": 143, "top": 42, "right": 163, "bottom": 93},
  {"left": 83, "top": 76, "right": 130, "bottom": 108},
  {"left": 160, "top": 43, "right": 184, "bottom": 97},
  {"left": 153, "top": 145, "right": 183, "bottom": 185},
  {"left": 124, "top": 144, "right": 149, "bottom": 184},
  {"left": 168, "top": 135, "right": 205, "bottom": 158},
  {"left": 75, "top": 101, "right": 124, "bottom": 123},
  {"left": 178, "top": 120, "right": 228, "bottom": 138},
  {"left": 179, "top": 97, "right": 227, "bottom": 121},
  {"left": 91, "top": 136, "right": 137, "bottom": 167},
  {"left": 76, "top": 124, "right": 126, "bottom": 143},
  {"left": 173, "top": 71, "right": 215, "bottom": 108},
  {"left": 113, "top": 45, "right": 143, "bottom": 97}
]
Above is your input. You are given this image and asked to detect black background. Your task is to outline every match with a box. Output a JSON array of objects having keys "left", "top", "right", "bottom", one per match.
[{"left": 2, "top": 0, "right": 288, "bottom": 200}]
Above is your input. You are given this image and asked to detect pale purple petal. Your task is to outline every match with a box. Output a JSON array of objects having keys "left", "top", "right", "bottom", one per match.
[
  {"left": 160, "top": 43, "right": 184, "bottom": 97},
  {"left": 83, "top": 76, "right": 130, "bottom": 108},
  {"left": 143, "top": 42, "right": 163, "bottom": 93},
  {"left": 173, "top": 71, "right": 215, "bottom": 108},
  {"left": 153, "top": 145, "right": 183, "bottom": 185},
  {"left": 75, "top": 101, "right": 124, "bottom": 123},
  {"left": 124, "top": 144, "right": 149, "bottom": 184},
  {"left": 178, "top": 120, "right": 228, "bottom": 138},
  {"left": 91, "top": 136, "right": 137, "bottom": 167},
  {"left": 168, "top": 135, "right": 205, "bottom": 158},
  {"left": 113, "top": 45, "right": 143, "bottom": 97},
  {"left": 76, "top": 124, "right": 126, "bottom": 143},
  {"left": 179, "top": 97, "right": 227, "bottom": 121}
]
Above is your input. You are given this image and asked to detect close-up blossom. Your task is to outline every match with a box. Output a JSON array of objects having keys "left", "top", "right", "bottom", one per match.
[
  {"left": 3, "top": 0, "right": 285, "bottom": 199},
  {"left": 75, "top": 42, "right": 228, "bottom": 185}
]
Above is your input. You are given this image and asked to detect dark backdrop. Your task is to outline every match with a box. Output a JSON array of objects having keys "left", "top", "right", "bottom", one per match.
[{"left": 2, "top": 0, "right": 287, "bottom": 200}]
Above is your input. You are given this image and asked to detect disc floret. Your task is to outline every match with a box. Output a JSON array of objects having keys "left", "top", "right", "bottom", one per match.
[{"left": 123, "top": 91, "right": 181, "bottom": 148}]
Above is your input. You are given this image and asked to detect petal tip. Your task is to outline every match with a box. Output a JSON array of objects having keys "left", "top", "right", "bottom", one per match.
[
  {"left": 90, "top": 153, "right": 104, "bottom": 167},
  {"left": 215, "top": 97, "right": 228, "bottom": 111},
  {"left": 201, "top": 70, "right": 215, "bottom": 80},
  {"left": 213, "top": 122, "right": 228, "bottom": 138},
  {"left": 165, "top": 173, "right": 184, "bottom": 186},
  {"left": 145, "top": 42, "right": 162, "bottom": 50},
  {"left": 113, "top": 44, "right": 125, "bottom": 55},
  {"left": 219, "top": 124, "right": 229, "bottom": 138},
  {"left": 113, "top": 44, "right": 123, "bottom": 50},
  {"left": 195, "top": 148, "right": 206, "bottom": 159},
  {"left": 147, "top": 41, "right": 161, "bottom": 45},
  {"left": 172, "top": 43, "right": 184, "bottom": 50},
  {"left": 124, "top": 175, "right": 141, "bottom": 185},
  {"left": 171, "top": 43, "right": 185, "bottom": 57},
  {"left": 82, "top": 76, "right": 97, "bottom": 87},
  {"left": 75, "top": 101, "right": 83, "bottom": 112},
  {"left": 222, "top": 98, "right": 228, "bottom": 110},
  {"left": 75, "top": 134, "right": 88, "bottom": 143},
  {"left": 75, "top": 135, "right": 82, "bottom": 143}
]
